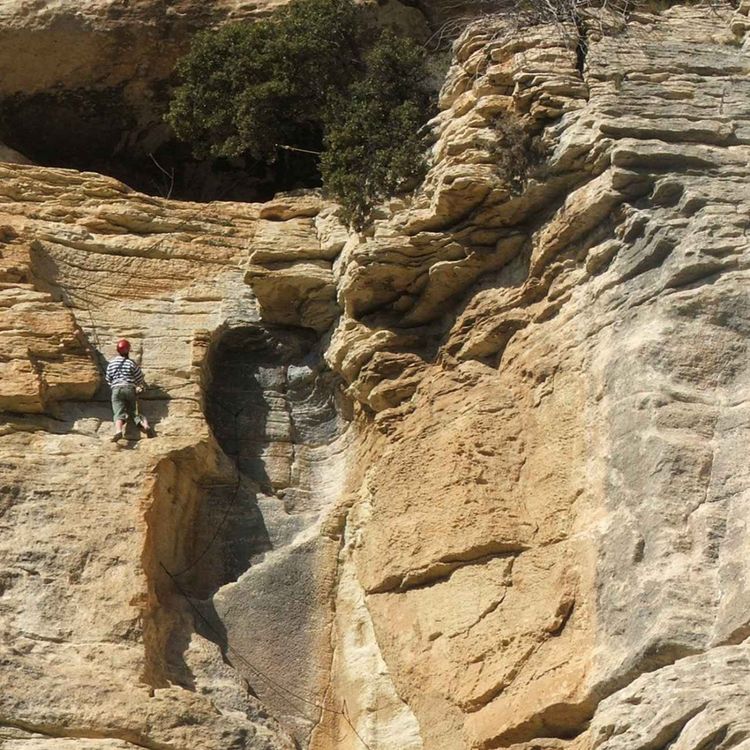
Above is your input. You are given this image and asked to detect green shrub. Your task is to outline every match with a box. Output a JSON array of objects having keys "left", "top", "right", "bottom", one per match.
[
  {"left": 166, "top": 0, "right": 433, "bottom": 228},
  {"left": 321, "top": 32, "right": 431, "bottom": 228}
]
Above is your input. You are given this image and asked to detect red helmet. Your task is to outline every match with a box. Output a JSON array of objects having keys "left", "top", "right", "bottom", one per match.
[{"left": 116, "top": 339, "right": 131, "bottom": 356}]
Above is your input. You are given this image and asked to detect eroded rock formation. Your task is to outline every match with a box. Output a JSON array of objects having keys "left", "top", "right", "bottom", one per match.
[
  {"left": 1, "top": 2, "right": 749, "bottom": 750},
  {"left": 0, "top": 0, "right": 428, "bottom": 199}
]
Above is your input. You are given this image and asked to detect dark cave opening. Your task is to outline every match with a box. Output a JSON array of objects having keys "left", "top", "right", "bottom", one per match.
[{"left": 0, "top": 88, "right": 322, "bottom": 202}]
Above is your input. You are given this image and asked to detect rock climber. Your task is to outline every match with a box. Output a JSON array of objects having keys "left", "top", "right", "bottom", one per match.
[{"left": 105, "top": 338, "right": 155, "bottom": 442}]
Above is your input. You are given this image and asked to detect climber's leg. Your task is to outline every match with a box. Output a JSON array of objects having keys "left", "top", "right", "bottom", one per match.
[
  {"left": 134, "top": 399, "right": 156, "bottom": 438},
  {"left": 111, "top": 385, "right": 135, "bottom": 441},
  {"left": 111, "top": 419, "right": 126, "bottom": 442}
]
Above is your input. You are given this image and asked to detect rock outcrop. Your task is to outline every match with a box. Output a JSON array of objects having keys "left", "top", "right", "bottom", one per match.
[
  {"left": 1, "top": 2, "right": 749, "bottom": 750},
  {"left": 0, "top": 228, "right": 98, "bottom": 412}
]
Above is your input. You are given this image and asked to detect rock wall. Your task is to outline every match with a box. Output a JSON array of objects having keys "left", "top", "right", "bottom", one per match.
[
  {"left": 313, "top": 5, "right": 750, "bottom": 748},
  {"left": 0, "top": 0, "right": 428, "bottom": 198},
  {"left": 1, "top": 2, "right": 750, "bottom": 750}
]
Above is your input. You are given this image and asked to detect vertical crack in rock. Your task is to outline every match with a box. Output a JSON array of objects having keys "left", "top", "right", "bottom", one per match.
[
  {"left": 140, "top": 442, "right": 228, "bottom": 689},
  {"left": 191, "top": 324, "right": 352, "bottom": 743},
  {"left": 311, "top": 494, "right": 425, "bottom": 750},
  {"left": 574, "top": 13, "right": 589, "bottom": 75}
]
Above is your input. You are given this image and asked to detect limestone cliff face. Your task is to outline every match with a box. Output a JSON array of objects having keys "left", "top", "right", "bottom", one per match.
[{"left": 1, "top": 3, "right": 749, "bottom": 750}]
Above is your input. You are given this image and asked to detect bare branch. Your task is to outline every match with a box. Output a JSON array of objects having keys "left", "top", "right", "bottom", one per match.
[{"left": 148, "top": 153, "right": 175, "bottom": 199}]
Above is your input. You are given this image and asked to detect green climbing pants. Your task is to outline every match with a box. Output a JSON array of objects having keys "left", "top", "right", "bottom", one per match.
[{"left": 111, "top": 385, "right": 144, "bottom": 425}]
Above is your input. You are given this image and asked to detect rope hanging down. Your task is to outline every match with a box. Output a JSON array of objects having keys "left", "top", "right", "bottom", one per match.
[{"left": 160, "top": 561, "right": 373, "bottom": 750}]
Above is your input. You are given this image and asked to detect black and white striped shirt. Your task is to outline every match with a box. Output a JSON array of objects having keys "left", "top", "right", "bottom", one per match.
[{"left": 106, "top": 356, "right": 146, "bottom": 389}]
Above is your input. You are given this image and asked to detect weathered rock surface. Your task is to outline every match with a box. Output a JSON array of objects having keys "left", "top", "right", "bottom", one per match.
[
  {"left": 0, "top": 229, "right": 99, "bottom": 412},
  {"left": 1, "top": 2, "right": 749, "bottom": 750},
  {"left": 589, "top": 644, "right": 750, "bottom": 750},
  {"left": 0, "top": 168, "right": 317, "bottom": 749}
]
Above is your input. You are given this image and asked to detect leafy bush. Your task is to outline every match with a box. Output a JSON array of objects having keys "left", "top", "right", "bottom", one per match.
[
  {"left": 321, "top": 32, "right": 431, "bottom": 228},
  {"left": 167, "top": 0, "right": 433, "bottom": 227}
]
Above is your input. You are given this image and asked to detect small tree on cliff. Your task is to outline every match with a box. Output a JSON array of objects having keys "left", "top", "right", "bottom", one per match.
[
  {"left": 166, "top": 0, "right": 433, "bottom": 228},
  {"left": 321, "top": 31, "right": 431, "bottom": 228}
]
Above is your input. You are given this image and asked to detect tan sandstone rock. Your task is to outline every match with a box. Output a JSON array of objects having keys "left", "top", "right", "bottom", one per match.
[{"left": 1, "top": 4, "right": 749, "bottom": 750}]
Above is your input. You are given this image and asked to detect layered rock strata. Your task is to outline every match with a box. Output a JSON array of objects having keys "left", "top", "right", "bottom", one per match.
[{"left": 0, "top": 2, "right": 749, "bottom": 750}]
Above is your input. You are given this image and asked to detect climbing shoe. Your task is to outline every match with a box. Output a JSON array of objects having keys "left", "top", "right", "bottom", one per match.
[{"left": 111, "top": 431, "right": 123, "bottom": 443}]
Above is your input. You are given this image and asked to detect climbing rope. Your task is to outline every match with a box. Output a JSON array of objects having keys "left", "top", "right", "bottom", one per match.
[{"left": 160, "top": 561, "right": 373, "bottom": 750}]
